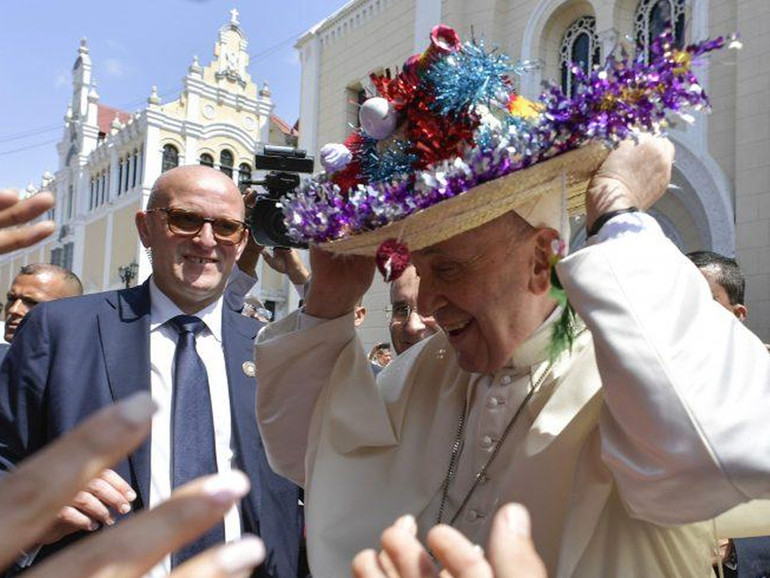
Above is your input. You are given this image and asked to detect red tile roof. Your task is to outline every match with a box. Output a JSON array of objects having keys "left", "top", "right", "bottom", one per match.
[
  {"left": 97, "top": 104, "right": 131, "bottom": 135},
  {"left": 270, "top": 114, "right": 298, "bottom": 137}
]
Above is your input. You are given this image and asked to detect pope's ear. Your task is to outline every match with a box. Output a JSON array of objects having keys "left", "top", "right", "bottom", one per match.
[{"left": 530, "top": 228, "right": 560, "bottom": 295}]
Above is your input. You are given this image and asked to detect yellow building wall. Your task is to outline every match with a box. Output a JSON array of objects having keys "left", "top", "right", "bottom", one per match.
[
  {"left": 110, "top": 202, "right": 142, "bottom": 288},
  {"left": 42, "top": 241, "right": 54, "bottom": 267},
  {"left": 10, "top": 258, "right": 22, "bottom": 281},
  {"left": 0, "top": 263, "right": 11, "bottom": 296},
  {"left": 82, "top": 217, "right": 108, "bottom": 293}
]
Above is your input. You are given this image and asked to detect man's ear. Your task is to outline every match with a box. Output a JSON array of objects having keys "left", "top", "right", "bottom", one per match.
[
  {"left": 733, "top": 303, "right": 748, "bottom": 323},
  {"left": 530, "top": 228, "right": 560, "bottom": 295},
  {"left": 136, "top": 212, "right": 151, "bottom": 248}
]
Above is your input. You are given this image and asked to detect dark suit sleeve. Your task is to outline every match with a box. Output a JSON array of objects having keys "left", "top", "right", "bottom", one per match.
[{"left": 0, "top": 305, "right": 52, "bottom": 474}]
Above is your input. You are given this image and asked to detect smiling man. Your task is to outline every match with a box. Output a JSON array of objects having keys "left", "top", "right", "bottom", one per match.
[{"left": 0, "top": 166, "right": 305, "bottom": 577}]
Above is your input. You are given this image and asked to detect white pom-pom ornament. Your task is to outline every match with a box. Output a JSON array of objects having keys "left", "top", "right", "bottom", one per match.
[
  {"left": 358, "top": 97, "right": 398, "bottom": 140},
  {"left": 319, "top": 143, "right": 352, "bottom": 173}
]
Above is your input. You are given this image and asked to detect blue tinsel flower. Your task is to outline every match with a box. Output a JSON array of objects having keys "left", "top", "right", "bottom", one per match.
[
  {"left": 358, "top": 136, "right": 418, "bottom": 184},
  {"left": 424, "top": 41, "right": 513, "bottom": 117}
]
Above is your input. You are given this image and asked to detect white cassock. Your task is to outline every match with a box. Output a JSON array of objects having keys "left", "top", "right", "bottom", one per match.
[{"left": 255, "top": 213, "right": 770, "bottom": 578}]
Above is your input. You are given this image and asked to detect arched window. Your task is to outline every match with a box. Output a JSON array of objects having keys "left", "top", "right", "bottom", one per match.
[
  {"left": 238, "top": 163, "right": 252, "bottom": 192},
  {"left": 199, "top": 153, "right": 214, "bottom": 167},
  {"left": 559, "top": 16, "right": 600, "bottom": 98},
  {"left": 635, "top": 0, "right": 685, "bottom": 63},
  {"left": 161, "top": 144, "right": 179, "bottom": 173},
  {"left": 219, "top": 149, "right": 234, "bottom": 177}
]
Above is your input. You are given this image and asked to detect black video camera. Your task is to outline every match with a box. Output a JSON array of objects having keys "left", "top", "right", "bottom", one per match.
[{"left": 247, "top": 145, "right": 314, "bottom": 248}]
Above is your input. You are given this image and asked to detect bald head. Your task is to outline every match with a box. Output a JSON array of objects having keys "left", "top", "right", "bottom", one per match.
[
  {"left": 148, "top": 166, "right": 245, "bottom": 219},
  {"left": 137, "top": 164, "right": 248, "bottom": 314}
]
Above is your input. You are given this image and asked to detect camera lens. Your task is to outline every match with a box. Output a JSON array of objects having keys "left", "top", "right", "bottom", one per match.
[{"left": 249, "top": 197, "right": 307, "bottom": 249}]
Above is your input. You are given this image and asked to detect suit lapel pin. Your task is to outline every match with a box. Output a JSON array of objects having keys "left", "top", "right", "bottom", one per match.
[{"left": 242, "top": 361, "right": 256, "bottom": 378}]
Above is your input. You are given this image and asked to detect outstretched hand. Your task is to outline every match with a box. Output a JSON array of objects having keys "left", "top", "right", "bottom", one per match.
[
  {"left": 262, "top": 248, "right": 310, "bottom": 285},
  {"left": 352, "top": 503, "right": 548, "bottom": 578},
  {"left": 0, "top": 189, "right": 55, "bottom": 255},
  {"left": 0, "top": 394, "right": 265, "bottom": 578}
]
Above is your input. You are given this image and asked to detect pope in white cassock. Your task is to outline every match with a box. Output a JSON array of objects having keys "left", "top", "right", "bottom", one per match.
[{"left": 254, "top": 27, "right": 770, "bottom": 578}]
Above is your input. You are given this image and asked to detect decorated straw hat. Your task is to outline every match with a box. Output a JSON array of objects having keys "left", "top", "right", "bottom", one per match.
[{"left": 282, "top": 25, "right": 732, "bottom": 280}]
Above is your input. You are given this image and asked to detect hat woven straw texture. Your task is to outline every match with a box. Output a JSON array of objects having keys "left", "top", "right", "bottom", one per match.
[{"left": 321, "top": 142, "right": 608, "bottom": 256}]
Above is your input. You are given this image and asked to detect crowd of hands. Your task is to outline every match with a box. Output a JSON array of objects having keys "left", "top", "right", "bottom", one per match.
[{"left": 0, "top": 189, "right": 547, "bottom": 577}]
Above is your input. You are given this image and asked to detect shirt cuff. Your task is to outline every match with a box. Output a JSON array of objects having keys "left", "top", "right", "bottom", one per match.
[{"left": 588, "top": 211, "right": 663, "bottom": 245}]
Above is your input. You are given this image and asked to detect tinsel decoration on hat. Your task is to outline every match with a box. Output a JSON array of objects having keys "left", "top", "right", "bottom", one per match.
[{"left": 283, "top": 25, "right": 735, "bottom": 259}]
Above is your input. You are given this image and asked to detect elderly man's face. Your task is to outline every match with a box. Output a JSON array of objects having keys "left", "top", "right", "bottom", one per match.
[
  {"left": 412, "top": 213, "right": 556, "bottom": 374},
  {"left": 389, "top": 265, "right": 438, "bottom": 354},
  {"left": 136, "top": 167, "right": 246, "bottom": 314}
]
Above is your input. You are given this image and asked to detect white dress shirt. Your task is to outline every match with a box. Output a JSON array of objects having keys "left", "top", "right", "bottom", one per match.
[{"left": 147, "top": 279, "right": 241, "bottom": 576}]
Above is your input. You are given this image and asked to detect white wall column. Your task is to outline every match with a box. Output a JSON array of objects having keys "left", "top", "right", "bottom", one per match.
[
  {"left": 414, "top": 0, "right": 443, "bottom": 52},
  {"left": 297, "top": 35, "right": 321, "bottom": 159}
]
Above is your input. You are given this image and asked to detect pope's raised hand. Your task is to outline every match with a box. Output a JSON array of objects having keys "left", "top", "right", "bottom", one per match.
[
  {"left": 303, "top": 247, "right": 375, "bottom": 320},
  {"left": 585, "top": 135, "right": 675, "bottom": 232}
]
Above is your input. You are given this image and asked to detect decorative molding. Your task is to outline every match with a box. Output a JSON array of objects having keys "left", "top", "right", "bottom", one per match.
[
  {"left": 669, "top": 133, "right": 735, "bottom": 255},
  {"left": 647, "top": 208, "right": 686, "bottom": 249},
  {"left": 299, "top": 0, "right": 396, "bottom": 49}
]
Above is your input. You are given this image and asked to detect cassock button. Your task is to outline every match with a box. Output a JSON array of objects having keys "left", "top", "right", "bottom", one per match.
[{"left": 242, "top": 361, "right": 256, "bottom": 378}]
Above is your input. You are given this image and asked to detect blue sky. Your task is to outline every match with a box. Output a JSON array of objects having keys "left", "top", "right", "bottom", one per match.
[{"left": 0, "top": 0, "right": 350, "bottom": 190}]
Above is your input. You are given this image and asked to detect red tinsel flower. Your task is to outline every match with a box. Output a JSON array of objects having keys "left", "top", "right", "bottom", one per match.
[
  {"left": 406, "top": 104, "right": 476, "bottom": 168},
  {"left": 330, "top": 132, "right": 366, "bottom": 192},
  {"left": 370, "top": 70, "right": 419, "bottom": 111},
  {"left": 376, "top": 239, "right": 410, "bottom": 282}
]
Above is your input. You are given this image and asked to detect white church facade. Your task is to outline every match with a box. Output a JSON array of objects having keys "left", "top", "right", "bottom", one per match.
[{"left": 0, "top": 10, "right": 300, "bottom": 319}]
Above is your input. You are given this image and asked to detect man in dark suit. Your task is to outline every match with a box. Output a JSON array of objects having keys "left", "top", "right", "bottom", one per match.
[
  {"left": 0, "top": 264, "right": 82, "bottom": 364},
  {"left": 0, "top": 165, "right": 303, "bottom": 577}
]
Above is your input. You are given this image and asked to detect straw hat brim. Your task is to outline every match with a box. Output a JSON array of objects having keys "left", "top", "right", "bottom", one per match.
[{"left": 318, "top": 142, "right": 609, "bottom": 256}]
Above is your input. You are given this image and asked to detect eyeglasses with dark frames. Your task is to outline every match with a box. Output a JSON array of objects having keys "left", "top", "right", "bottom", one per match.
[
  {"left": 386, "top": 302, "right": 421, "bottom": 321},
  {"left": 146, "top": 208, "right": 247, "bottom": 245}
]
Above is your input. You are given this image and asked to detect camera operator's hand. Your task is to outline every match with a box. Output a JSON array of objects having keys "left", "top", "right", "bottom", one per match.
[
  {"left": 304, "top": 247, "right": 375, "bottom": 320},
  {"left": 236, "top": 188, "right": 265, "bottom": 277},
  {"left": 262, "top": 248, "right": 310, "bottom": 286}
]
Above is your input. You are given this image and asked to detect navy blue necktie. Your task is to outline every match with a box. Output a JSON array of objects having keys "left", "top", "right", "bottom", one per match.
[{"left": 169, "top": 315, "right": 225, "bottom": 567}]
